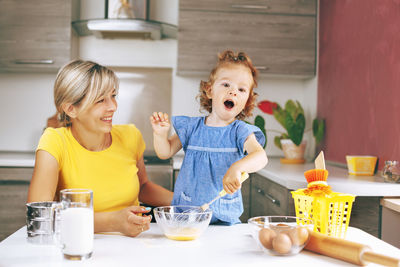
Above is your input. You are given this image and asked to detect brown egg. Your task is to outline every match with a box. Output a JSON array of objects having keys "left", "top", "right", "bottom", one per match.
[
  {"left": 272, "top": 233, "right": 292, "bottom": 254},
  {"left": 288, "top": 227, "right": 309, "bottom": 246},
  {"left": 258, "top": 228, "right": 277, "bottom": 249}
]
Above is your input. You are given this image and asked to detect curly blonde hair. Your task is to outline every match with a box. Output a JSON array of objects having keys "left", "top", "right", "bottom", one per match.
[
  {"left": 198, "top": 50, "right": 258, "bottom": 120},
  {"left": 53, "top": 59, "right": 119, "bottom": 127}
]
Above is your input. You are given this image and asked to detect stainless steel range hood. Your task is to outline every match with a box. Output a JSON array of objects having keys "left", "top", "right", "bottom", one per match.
[{"left": 72, "top": 0, "right": 177, "bottom": 40}]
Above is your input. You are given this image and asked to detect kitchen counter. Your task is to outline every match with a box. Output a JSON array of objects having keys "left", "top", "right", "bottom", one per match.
[
  {"left": 381, "top": 198, "right": 400, "bottom": 213},
  {"left": 0, "top": 224, "right": 399, "bottom": 267},
  {"left": 173, "top": 156, "right": 400, "bottom": 197},
  {"left": 259, "top": 158, "right": 400, "bottom": 196},
  {"left": 3, "top": 152, "right": 400, "bottom": 196},
  {"left": 0, "top": 151, "right": 35, "bottom": 167}
]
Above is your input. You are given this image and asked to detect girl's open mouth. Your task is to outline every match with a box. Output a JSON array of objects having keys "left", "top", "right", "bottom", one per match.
[{"left": 224, "top": 100, "right": 235, "bottom": 109}]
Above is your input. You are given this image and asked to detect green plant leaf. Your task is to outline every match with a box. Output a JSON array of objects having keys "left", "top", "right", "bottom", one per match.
[
  {"left": 284, "top": 100, "right": 304, "bottom": 121},
  {"left": 273, "top": 134, "right": 290, "bottom": 150},
  {"left": 295, "top": 100, "right": 304, "bottom": 115},
  {"left": 313, "top": 118, "right": 325, "bottom": 144},
  {"left": 274, "top": 136, "right": 283, "bottom": 149},
  {"left": 272, "top": 104, "right": 287, "bottom": 129},
  {"left": 285, "top": 113, "right": 305, "bottom": 146},
  {"left": 254, "top": 115, "right": 267, "bottom": 148},
  {"left": 285, "top": 100, "right": 296, "bottom": 118}
]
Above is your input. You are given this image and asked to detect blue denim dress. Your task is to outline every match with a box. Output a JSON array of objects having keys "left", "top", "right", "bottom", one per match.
[{"left": 171, "top": 116, "right": 265, "bottom": 225}]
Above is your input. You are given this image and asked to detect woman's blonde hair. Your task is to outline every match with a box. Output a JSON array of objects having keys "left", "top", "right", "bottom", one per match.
[
  {"left": 54, "top": 59, "right": 119, "bottom": 126},
  {"left": 198, "top": 50, "right": 258, "bottom": 120}
]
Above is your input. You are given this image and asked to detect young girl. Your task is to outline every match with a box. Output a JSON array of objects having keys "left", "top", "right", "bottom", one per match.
[
  {"left": 28, "top": 59, "right": 173, "bottom": 237},
  {"left": 150, "top": 50, "right": 268, "bottom": 225}
]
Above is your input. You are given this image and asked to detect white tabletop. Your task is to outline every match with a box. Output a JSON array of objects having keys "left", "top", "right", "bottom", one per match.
[{"left": 0, "top": 224, "right": 399, "bottom": 267}]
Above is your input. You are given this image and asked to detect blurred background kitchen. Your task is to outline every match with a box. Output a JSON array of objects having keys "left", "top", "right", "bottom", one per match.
[{"left": 1, "top": 0, "right": 400, "bottom": 247}]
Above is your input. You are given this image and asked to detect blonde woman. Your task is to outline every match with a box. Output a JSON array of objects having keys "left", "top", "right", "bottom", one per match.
[{"left": 28, "top": 59, "right": 173, "bottom": 237}]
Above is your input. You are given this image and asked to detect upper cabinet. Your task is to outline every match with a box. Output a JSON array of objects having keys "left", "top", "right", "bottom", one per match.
[
  {"left": 0, "top": 0, "right": 78, "bottom": 72},
  {"left": 177, "top": 0, "right": 317, "bottom": 77}
]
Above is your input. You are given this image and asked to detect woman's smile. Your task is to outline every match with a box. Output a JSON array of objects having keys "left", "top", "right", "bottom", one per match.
[{"left": 101, "top": 116, "right": 113, "bottom": 124}]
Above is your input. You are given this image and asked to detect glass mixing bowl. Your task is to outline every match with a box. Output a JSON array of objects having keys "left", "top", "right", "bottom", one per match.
[
  {"left": 248, "top": 216, "right": 313, "bottom": 256},
  {"left": 153, "top": 206, "right": 212, "bottom": 241}
]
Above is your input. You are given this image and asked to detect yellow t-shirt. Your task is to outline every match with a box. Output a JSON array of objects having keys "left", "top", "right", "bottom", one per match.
[{"left": 37, "top": 124, "right": 145, "bottom": 212}]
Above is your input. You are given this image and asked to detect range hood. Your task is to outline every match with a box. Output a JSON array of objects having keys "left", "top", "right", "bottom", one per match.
[{"left": 72, "top": 0, "right": 177, "bottom": 40}]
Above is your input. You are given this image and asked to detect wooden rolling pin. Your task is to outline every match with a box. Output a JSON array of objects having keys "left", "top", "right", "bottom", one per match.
[{"left": 305, "top": 230, "right": 400, "bottom": 266}]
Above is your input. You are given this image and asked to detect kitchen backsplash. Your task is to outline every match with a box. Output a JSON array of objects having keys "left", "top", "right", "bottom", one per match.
[{"left": 0, "top": 68, "right": 172, "bottom": 152}]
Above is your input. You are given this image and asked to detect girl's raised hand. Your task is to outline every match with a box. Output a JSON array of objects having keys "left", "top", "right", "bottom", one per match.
[
  {"left": 150, "top": 112, "right": 171, "bottom": 136},
  {"left": 222, "top": 167, "right": 242, "bottom": 194}
]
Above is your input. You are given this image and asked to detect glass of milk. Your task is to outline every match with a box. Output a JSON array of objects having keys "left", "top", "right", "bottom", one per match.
[{"left": 56, "top": 189, "right": 94, "bottom": 260}]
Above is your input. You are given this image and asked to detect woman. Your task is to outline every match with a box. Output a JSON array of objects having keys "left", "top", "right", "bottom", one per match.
[{"left": 28, "top": 59, "right": 173, "bottom": 237}]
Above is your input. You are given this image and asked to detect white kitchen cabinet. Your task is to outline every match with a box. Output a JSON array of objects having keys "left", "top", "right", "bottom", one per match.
[
  {"left": 177, "top": 0, "right": 317, "bottom": 77},
  {"left": 0, "top": 0, "right": 78, "bottom": 72}
]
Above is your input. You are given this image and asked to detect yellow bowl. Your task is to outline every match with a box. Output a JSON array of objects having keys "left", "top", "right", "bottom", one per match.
[{"left": 346, "top": 156, "right": 377, "bottom": 176}]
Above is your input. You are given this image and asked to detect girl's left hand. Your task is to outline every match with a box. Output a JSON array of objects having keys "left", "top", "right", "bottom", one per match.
[{"left": 222, "top": 167, "right": 242, "bottom": 194}]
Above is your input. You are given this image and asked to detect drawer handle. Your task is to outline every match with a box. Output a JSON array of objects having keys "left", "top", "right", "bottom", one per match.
[
  {"left": 14, "top": 59, "right": 54, "bottom": 65},
  {"left": 255, "top": 66, "right": 269, "bottom": 71},
  {"left": 0, "top": 180, "right": 30, "bottom": 185},
  {"left": 231, "top": 5, "right": 270, "bottom": 10},
  {"left": 256, "top": 187, "right": 280, "bottom": 206}
]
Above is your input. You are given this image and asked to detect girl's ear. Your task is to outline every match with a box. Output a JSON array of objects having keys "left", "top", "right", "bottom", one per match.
[
  {"left": 62, "top": 103, "right": 78, "bottom": 119},
  {"left": 205, "top": 83, "right": 213, "bottom": 99}
]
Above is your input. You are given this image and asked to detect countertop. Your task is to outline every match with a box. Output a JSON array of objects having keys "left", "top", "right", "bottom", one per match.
[
  {"left": 0, "top": 151, "right": 35, "bottom": 167},
  {"left": 381, "top": 198, "right": 400, "bottom": 213},
  {"left": 173, "top": 156, "right": 400, "bottom": 197},
  {"left": 2, "top": 152, "right": 400, "bottom": 197},
  {"left": 0, "top": 151, "right": 172, "bottom": 167},
  {"left": 258, "top": 158, "right": 400, "bottom": 196},
  {"left": 0, "top": 224, "right": 399, "bottom": 267}
]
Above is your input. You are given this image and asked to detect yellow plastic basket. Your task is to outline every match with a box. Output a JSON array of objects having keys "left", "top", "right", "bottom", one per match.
[{"left": 291, "top": 190, "right": 355, "bottom": 238}]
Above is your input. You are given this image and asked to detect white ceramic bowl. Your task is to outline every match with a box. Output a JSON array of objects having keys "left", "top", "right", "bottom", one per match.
[{"left": 153, "top": 206, "right": 212, "bottom": 241}]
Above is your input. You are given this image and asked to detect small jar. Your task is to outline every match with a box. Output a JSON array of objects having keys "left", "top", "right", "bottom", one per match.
[{"left": 382, "top": 161, "right": 400, "bottom": 183}]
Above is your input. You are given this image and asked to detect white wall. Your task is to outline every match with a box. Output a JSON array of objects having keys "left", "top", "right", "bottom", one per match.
[
  {"left": 0, "top": 0, "right": 317, "bottom": 159},
  {"left": 0, "top": 73, "right": 56, "bottom": 151}
]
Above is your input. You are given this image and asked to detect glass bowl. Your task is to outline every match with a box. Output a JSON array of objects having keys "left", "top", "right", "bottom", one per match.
[
  {"left": 153, "top": 206, "right": 212, "bottom": 241},
  {"left": 248, "top": 216, "right": 313, "bottom": 256}
]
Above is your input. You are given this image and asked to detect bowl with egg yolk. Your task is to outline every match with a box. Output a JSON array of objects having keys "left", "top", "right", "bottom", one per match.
[{"left": 154, "top": 206, "right": 212, "bottom": 241}]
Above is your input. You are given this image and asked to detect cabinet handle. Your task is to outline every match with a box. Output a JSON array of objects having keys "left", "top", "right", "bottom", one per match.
[
  {"left": 255, "top": 66, "right": 269, "bottom": 71},
  {"left": 0, "top": 180, "right": 30, "bottom": 185},
  {"left": 14, "top": 59, "right": 54, "bottom": 65},
  {"left": 256, "top": 187, "right": 280, "bottom": 206},
  {"left": 231, "top": 5, "right": 270, "bottom": 10}
]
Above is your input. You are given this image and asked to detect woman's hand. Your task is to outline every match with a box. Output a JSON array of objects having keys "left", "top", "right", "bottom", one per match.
[
  {"left": 222, "top": 166, "right": 242, "bottom": 195},
  {"left": 111, "top": 206, "right": 152, "bottom": 237},
  {"left": 150, "top": 112, "right": 171, "bottom": 138}
]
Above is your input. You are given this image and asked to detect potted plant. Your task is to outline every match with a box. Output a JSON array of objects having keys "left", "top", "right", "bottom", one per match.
[{"left": 253, "top": 100, "right": 325, "bottom": 162}]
